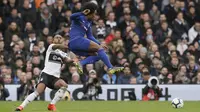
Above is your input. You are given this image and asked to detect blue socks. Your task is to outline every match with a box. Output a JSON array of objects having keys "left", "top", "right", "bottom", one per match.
[
  {"left": 97, "top": 49, "right": 113, "bottom": 69},
  {"left": 80, "top": 49, "right": 113, "bottom": 69},
  {"left": 80, "top": 56, "right": 100, "bottom": 65}
]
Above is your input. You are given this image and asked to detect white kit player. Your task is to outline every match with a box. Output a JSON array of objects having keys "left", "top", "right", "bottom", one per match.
[{"left": 16, "top": 35, "right": 73, "bottom": 111}]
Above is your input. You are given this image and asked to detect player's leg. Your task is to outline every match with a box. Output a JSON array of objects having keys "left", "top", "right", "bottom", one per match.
[
  {"left": 15, "top": 83, "right": 46, "bottom": 111},
  {"left": 88, "top": 41, "right": 124, "bottom": 74},
  {"left": 48, "top": 79, "right": 68, "bottom": 111}
]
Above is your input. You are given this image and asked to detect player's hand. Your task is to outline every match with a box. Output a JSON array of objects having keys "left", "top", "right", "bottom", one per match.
[
  {"left": 101, "top": 44, "right": 108, "bottom": 50},
  {"left": 82, "top": 9, "right": 90, "bottom": 15}
]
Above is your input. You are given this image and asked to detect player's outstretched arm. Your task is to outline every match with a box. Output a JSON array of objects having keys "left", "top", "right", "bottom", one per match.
[
  {"left": 86, "top": 26, "right": 100, "bottom": 45},
  {"left": 52, "top": 44, "right": 68, "bottom": 51}
]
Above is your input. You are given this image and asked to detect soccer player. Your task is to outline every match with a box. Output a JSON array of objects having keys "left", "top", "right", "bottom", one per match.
[
  {"left": 15, "top": 35, "right": 72, "bottom": 111},
  {"left": 69, "top": 2, "right": 124, "bottom": 74}
]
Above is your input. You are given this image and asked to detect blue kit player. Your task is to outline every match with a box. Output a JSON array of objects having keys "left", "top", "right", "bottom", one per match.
[{"left": 69, "top": 2, "right": 124, "bottom": 74}]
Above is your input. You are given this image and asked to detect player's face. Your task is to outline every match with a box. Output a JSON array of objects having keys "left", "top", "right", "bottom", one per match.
[
  {"left": 53, "top": 35, "right": 64, "bottom": 44},
  {"left": 88, "top": 10, "right": 97, "bottom": 20}
]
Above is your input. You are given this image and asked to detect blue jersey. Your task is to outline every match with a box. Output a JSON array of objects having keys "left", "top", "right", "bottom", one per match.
[{"left": 69, "top": 12, "right": 100, "bottom": 45}]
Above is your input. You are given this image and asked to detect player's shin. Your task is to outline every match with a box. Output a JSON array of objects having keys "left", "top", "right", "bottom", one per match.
[
  {"left": 97, "top": 49, "right": 113, "bottom": 68},
  {"left": 50, "top": 87, "right": 67, "bottom": 104},
  {"left": 80, "top": 56, "right": 100, "bottom": 65},
  {"left": 20, "top": 91, "right": 39, "bottom": 108}
]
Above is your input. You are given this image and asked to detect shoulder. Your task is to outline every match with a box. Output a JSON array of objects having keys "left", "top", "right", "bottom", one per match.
[{"left": 47, "top": 44, "right": 55, "bottom": 51}]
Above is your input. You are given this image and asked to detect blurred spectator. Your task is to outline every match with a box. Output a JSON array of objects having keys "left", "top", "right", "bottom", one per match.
[
  {"left": 70, "top": 72, "right": 81, "bottom": 84},
  {"left": 6, "top": 8, "right": 22, "bottom": 28},
  {"left": 20, "top": 0, "right": 36, "bottom": 26},
  {"left": 185, "top": 6, "right": 197, "bottom": 27},
  {"left": 130, "top": 77, "right": 137, "bottom": 84},
  {"left": 102, "top": 66, "right": 117, "bottom": 84},
  {"left": 192, "top": 71, "right": 200, "bottom": 84},
  {"left": 150, "top": 57, "right": 163, "bottom": 76},
  {"left": 92, "top": 18, "right": 108, "bottom": 39},
  {"left": 17, "top": 72, "right": 34, "bottom": 100},
  {"left": 188, "top": 17, "right": 200, "bottom": 44},
  {"left": 155, "top": 21, "right": 172, "bottom": 48},
  {"left": 22, "top": 22, "right": 34, "bottom": 39},
  {"left": 0, "top": 79, "right": 9, "bottom": 100},
  {"left": 0, "top": 17, "right": 6, "bottom": 35},
  {"left": 72, "top": 2, "right": 81, "bottom": 13},
  {"left": 36, "top": 7, "right": 56, "bottom": 32},
  {"left": 52, "top": 0, "right": 67, "bottom": 29},
  {"left": 4, "top": 22, "right": 21, "bottom": 48},
  {"left": 106, "top": 11, "right": 117, "bottom": 28},
  {"left": 117, "top": 66, "right": 133, "bottom": 84},
  {"left": 187, "top": 60, "right": 199, "bottom": 80},
  {"left": 172, "top": 11, "right": 189, "bottom": 44},
  {"left": 158, "top": 67, "right": 173, "bottom": 84},
  {"left": 24, "top": 30, "right": 39, "bottom": 52},
  {"left": 140, "top": 72, "right": 151, "bottom": 84},
  {"left": 150, "top": 4, "right": 160, "bottom": 25}
]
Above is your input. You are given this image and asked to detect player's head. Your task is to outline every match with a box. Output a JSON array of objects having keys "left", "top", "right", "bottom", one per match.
[
  {"left": 53, "top": 34, "right": 64, "bottom": 44},
  {"left": 82, "top": 2, "right": 98, "bottom": 19}
]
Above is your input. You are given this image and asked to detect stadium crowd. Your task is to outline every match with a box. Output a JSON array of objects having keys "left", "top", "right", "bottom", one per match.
[{"left": 0, "top": 0, "right": 200, "bottom": 91}]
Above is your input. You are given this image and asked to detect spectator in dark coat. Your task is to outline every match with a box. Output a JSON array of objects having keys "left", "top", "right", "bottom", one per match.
[
  {"left": 172, "top": 11, "right": 189, "bottom": 44},
  {"left": 36, "top": 7, "right": 56, "bottom": 32},
  {"left": 185, "top": 6, "right": 198, "bottom": 28},
  {"left": 22, "top": 22, "right": 34, "bottom": 39},
  {"left": 0, "top": 81, "right": 9, "bottom": 100},
  {"left": 0, "top": 17, "right": 6, "bottom": 35},
  {"left": 155, "top": 21, "right": 172, "bottom": 49},
  {"left": 164, "top": 0, "right": 180, "bottom": 25},
  {"left": 52, "top": 0, "right": 67, "bottom": 29},
  {"left": 4, "top": 22, "right": 21, "bottom": 48},
  {"left": 20, "top": 0, "right": 36, "bottom": 27},
  {"left": 0, "top": 0, "right": 11, "bottom": 17},
  {"left": 6, "top": 8, "right": 22, "bottom": 28}
]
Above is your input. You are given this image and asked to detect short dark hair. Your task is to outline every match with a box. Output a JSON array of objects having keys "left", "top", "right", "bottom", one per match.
[{"left": 82, "top": 2, "right": 98, "bottom": 15}]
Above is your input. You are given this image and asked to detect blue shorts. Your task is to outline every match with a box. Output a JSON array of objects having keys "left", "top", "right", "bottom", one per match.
[{"left": 69, "top": 37, "right": 91, "bottom": 56}]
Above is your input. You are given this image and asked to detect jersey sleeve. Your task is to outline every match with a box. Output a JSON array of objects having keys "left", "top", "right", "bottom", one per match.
[{"left": 86, "top": 26, "right": 100, "bottom": 45}]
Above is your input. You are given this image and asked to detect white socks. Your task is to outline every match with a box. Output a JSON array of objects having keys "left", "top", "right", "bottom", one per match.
[
  {"left": 20, "top": 87, "right": 67, "bottom": 108},
  {"left": 50, "top": 87, "right": 67, "bottom": 104},
  {"left": 20, "top": 91, "right": 39, "bottom": 108}
]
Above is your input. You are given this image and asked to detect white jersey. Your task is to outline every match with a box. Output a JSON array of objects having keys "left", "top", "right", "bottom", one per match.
[{"left": 42, "top": 44, "right": 68, "bottom": 78}]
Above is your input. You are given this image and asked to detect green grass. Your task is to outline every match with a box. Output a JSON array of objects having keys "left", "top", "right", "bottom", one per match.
[{"left": 0, "top": 101, "right": 199, "bottom": 112}]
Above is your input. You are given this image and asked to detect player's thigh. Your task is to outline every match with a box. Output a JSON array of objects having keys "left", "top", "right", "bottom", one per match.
[
  {"left": 88, "top": 41, "right": 101, "bottom": 52},
  {"left": 54, "top": 79, "right": 68, "bottom": 89},
  {"left": 69, "top": 38, "right": 91, "bottom": 51},
  {"left": 72, "top": 50, "right": 97, "bottom": 56},
  {"left": 36, "top": 72, "right": 48, "bottom": 94}
]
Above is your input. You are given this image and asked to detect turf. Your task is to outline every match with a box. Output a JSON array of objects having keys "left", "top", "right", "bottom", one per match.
[{"left": 0, "top": 101, "right": 199, "bottom": 112}]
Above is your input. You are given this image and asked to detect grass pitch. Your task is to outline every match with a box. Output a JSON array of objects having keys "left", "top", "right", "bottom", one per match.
[{"left": 0, "top": 101, "right": 199, "bottom": 112}]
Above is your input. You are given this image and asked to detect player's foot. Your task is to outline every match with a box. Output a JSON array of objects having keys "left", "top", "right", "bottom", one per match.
[
  {"left": 108, "top": 67, "right": 124, "bottom": 74},
  {"left": 74, "top": 61, "right": 83, "bottom": 74},
  {"left": 15, "top": 106, "right": 23, "bottom": 111},
  {"left": 48, "top": 104, "right": 56, "bottom": 111}
]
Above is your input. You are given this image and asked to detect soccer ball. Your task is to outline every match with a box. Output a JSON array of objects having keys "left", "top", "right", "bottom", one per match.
[{"left": 171, "top": 98, "right": 184, "bottom": 108}]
